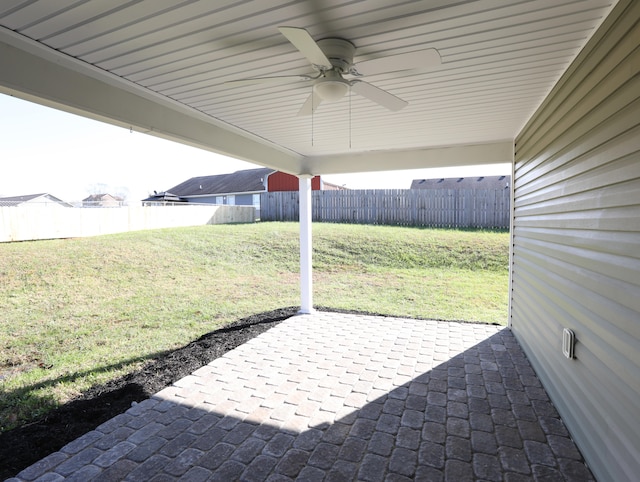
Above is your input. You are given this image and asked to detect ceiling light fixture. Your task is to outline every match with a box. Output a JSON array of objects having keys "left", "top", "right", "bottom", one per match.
[{"left": 313, "top": 71, "right": 350, "bottom": 102}]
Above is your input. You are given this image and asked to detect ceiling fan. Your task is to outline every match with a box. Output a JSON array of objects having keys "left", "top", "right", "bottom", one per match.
[{"left": 228, "top": 27, "right": 441, "bottom": 116}]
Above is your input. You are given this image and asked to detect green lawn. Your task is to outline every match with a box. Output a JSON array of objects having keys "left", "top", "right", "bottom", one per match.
[{"left": 0, "top": 222, "right": 509, "bottom": 432}]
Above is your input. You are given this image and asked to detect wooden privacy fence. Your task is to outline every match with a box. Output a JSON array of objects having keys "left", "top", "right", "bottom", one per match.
[{"left": 260, "top": 189, "right": 510, "bottom": 228}]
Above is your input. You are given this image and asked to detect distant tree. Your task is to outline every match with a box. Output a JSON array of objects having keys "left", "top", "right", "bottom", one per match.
[
  {"left": 86, "top": 183, "right": 108, "bottom": 195},
  {"left": 114, "top": 186, "right": 130, "bottom": 202}
]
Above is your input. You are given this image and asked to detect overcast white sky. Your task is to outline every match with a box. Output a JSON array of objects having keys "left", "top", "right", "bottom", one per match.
[{"left": 1, "top": 93, "right": 510, "bottom": 202}]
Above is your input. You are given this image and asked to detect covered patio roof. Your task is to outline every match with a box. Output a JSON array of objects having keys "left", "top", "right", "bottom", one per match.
[{"left": 0, "top": 1, "right": 617, "bottom": 175}]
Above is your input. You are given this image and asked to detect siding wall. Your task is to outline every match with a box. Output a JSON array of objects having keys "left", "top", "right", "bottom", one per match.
[{"left": 511, "top": 1, "right": 639, "bottom": 481}]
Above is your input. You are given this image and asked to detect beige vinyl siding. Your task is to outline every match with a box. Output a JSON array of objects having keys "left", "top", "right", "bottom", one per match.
[{"left": 511, "top": 1, "right": 640, "bottom": 481}]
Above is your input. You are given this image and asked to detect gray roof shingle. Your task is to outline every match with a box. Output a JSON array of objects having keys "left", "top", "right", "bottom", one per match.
[
  {"left": 167, "top": 168, "right": 274, "bottom": 196},
  {"left": 0, "top": 193, "right": 48, "bottom": 203},
  {"left": 0, "top": 193, "right": 71, "bottom": 206}
]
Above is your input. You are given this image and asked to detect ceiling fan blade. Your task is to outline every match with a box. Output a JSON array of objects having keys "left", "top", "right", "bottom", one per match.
[
  {"left": 226, "top": 75, "right": 312, "bottom": 86},
  {"left": 355, "top": 48, "right": 441, "bottom": 76},
  {"left": 278, "top": 26, "right": 333, "bottom": 70},
  {"left": 297, "top": 92, "right": 323, "bottom": 116},
  {"left": 351, "top": 80, "right": 407, "bottom": 112}
]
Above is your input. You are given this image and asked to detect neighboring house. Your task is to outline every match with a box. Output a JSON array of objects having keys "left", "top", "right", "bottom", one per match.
[
  {"left": 141, "top": 191, "right": 186, "bottom": 206},
  {"left": 143, "top": 168, "right": 342, "bottom": 207},
  {"left": 82, "top": 193, "right": 124, "bottom": 207},
  {"left": 0, "top": 193, "right": 72, "bottom": 208},
  {"left": 410, "top": 175, "right": 510, "bottom": 190}
]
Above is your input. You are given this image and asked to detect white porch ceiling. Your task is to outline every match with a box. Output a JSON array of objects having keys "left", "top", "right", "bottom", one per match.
[{"left": 0, "top": 0, "right": 616, "bottom": 176}]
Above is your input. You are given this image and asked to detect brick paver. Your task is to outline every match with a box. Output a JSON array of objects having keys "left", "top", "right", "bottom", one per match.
[{"left": 7, "top": 312, "right": 595, "bottom": 481}]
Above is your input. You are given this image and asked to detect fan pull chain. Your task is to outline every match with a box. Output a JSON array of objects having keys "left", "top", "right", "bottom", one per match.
[
  {"left": 311, "top": 88, "right": 315, "bottom": 147},
  {"left": 349, "top": 88, "right": 352, "bottom": 149}
]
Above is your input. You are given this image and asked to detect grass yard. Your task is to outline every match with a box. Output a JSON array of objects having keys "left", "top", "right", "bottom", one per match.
[{"left": 0, "top": 222, "right": 509, "bottom": 433}]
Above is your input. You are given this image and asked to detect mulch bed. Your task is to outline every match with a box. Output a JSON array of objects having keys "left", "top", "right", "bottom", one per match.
[{"left": 0, "top": 307, "right": 298, "bottom": 480}]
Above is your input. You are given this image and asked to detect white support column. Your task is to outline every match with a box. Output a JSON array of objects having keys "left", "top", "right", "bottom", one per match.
[{"left": 298, "top": 175, "right": 314, "bottom": 314}]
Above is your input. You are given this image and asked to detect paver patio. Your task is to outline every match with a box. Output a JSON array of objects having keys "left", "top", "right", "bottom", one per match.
[{"left": 8, "top": 312, "right": 594, "bottom": 481}]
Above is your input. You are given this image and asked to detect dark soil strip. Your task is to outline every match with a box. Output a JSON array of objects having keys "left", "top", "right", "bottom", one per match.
[{"left": 0, "top": 307, "right": 298, "bottom": 480}]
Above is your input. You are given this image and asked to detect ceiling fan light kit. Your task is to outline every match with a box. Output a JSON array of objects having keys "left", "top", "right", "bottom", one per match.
[{"left": 313, "top": 71, "right": 349, "bottom": 102}]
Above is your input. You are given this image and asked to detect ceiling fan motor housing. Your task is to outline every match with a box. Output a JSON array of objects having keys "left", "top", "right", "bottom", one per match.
[{"left": 316, "top": 38, "right": 355, "bottom": 72}]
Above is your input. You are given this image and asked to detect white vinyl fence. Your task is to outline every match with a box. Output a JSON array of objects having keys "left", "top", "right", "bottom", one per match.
[
  {"left": 261, "top": 189, "right": 510, "bottom": 228},
  {"left": 0, "top": 204, "right": 255, "bottom": 242}
]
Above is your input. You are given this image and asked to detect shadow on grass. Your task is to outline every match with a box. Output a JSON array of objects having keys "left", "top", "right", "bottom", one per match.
[
  {"left": 0, "top": 307, "right": 298, "bottom": 479},
  {"left": 2, "top": 355, "right": 166, "bottom": 421}
]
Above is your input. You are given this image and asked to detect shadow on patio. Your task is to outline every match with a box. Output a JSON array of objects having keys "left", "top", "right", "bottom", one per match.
[{"left": 9, "top": 312, "right": 594, "bottom": 481}]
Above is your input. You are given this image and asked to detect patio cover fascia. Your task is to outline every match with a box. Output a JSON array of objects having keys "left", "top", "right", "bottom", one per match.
[{"left": 0, "top": 27, "right": 515, "bottom": 313}]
